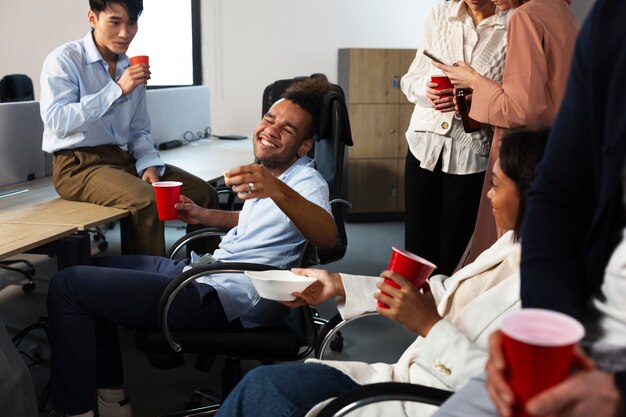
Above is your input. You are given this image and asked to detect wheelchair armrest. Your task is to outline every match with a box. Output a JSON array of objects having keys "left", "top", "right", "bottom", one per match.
[
  {"left": 166, "top": 227, "right": 229, "bottom": 259},
  {"left": 314, "top": 311, "right": 379, "bottom": 359},
  {"left": 316, "top": 382, "right": 454, "bottom": 417},
  {"left": 157, "top": 262, "right": 281, "bottom": 352}
]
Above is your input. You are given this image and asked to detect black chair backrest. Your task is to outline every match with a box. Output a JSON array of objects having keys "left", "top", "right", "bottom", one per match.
[
  {"left": 0, "top": 74, "right": 34, "bottom": 103},
  {"left": 261, "top": 75, "right": 353, "bottom": 265}
]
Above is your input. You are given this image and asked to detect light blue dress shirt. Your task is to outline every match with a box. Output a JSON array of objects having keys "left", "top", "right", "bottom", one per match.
[
  {"left": 40, "top": 31, "right": 163, "bottom": 175},
  {"left": 196, "top": 156, "right": 331, "bottom": 328}
]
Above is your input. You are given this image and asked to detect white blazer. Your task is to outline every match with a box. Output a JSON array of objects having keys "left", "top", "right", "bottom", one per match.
[{"left": 306, "top": 232, "right": 521, "bottom": 417}]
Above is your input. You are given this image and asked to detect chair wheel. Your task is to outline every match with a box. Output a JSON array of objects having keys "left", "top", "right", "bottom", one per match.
[
  {"left": 330, "top": 334, "right": 344, "bottom": 352},
  {"left": 22, "top": 282, "right": 36, "bottom": 293},
  {"left": 184, "top": 392, "right": 202, "bottom": 410}
]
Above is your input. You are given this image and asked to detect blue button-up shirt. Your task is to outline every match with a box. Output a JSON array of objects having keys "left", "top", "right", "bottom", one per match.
[
  {"left": 40, "top": 31, "right": 162, "bottom": 175},
  {"left": 196, "top": 156, "right": 331, "bottom": 328}
]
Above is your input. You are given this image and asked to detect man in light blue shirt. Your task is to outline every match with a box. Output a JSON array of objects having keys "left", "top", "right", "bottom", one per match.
[
  {"left": 46, "top": 77, "right": 338, "bottom": 417},
  {"left": 40, "top": 0, "right": 217, "bottom": 256}
]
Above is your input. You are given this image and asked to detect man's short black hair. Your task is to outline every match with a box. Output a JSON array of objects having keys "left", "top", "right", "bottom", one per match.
[
  {"left": 281, "top": 75, "right": 332, "bottom": 140},
  {"left": 89, "top": 0, "right": 143, "bottom": 22}
]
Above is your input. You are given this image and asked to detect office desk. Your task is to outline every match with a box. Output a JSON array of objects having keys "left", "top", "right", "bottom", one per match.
[
  {"left": 0, "top": 178, "right": 128, "bottom": 230},
  {"left": 160, "top": 137, "right": 254, "bottom": 182},
  {"left": 0, "top": 223, "right": 77, "bottom": 260}
]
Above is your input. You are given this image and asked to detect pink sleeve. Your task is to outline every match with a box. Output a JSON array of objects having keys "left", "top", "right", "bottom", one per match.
[{"left": 470, "top": 11, "right": 550, "bottom": 129}]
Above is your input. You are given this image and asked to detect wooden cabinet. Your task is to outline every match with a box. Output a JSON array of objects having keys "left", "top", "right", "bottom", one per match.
[{"left": 338, "top": 48, "right": 417, "bottom": 220}]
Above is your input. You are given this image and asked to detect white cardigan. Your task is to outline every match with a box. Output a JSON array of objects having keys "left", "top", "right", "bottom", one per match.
[
  {"left": 401, "top": 1, "right": 508, "bottom": 156},
  {"left": 305, "top": 232, "right": 521, "bottom": 417}
]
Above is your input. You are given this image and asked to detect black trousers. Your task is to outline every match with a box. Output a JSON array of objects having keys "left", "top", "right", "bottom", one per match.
[{"left": 404, "top": 150, "right": 484, "bottom": 276}]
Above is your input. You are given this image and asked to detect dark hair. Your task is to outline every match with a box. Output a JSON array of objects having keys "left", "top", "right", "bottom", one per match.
[
  {"left": 498, "top": 129, "right": 549, "bottom": 241},
  {"left": 280, "top": 75, "right": 332, "bottom": 139},
  {"left": 89, "top": 0, "right": 143, "bottom": 22}
]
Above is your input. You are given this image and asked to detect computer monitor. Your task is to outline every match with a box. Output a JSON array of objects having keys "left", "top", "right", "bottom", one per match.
[
  {"left": 0, "top": 101, "right": 48, "bottom": 188},
  {"left": 146, "top": 85, "right": 211, "bottom": 145}
]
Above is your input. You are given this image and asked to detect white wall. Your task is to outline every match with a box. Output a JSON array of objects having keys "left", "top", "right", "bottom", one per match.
[
  {"left": 201, "top": 0, "right": 439, "bottom": 136},
  {"left": 1, "top": 0, "right": 596, "bottom": 137}
]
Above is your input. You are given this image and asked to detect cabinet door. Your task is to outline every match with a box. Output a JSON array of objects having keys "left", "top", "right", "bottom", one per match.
[
  {"left": 349, "top": 104, "right": 399, "bottom": 159},
  {"left": 399, "top": 49, "right": 418, "bottom": 88},
  {"left": 397, "top": 103, "right": 413, "bottom": 159},
  {"left": 341, "top": 49, "right": 402, "bottom": 104},
  {"left": 348, "top": 159, "right": 400, "bottom": 213}
]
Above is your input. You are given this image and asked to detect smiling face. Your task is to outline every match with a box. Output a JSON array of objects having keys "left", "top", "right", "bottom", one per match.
[
  {"left": 253, "top": 99, "right": 313, "bottom": 175},
  {"left": 487, "top": 159, "right": 520, "bottom": 231},
  {"left": 88, "top": 2, "right": 138, "bottom": 62}
]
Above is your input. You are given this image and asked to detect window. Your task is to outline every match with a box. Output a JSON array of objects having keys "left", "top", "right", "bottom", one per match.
[{"left": 126, "top": 0, "right": 201, "bottom": 86}]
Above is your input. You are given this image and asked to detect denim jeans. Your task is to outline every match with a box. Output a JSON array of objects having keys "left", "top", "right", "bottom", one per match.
[
  {"left": 47, "top": 255, "right": 242, "bottom": 415},
  {"left": 216, "top": 363, "right": 360, "bottom": 417}
]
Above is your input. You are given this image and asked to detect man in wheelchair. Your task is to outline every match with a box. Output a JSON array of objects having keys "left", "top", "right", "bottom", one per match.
[{"left": 46, "top": 77, "right": 337, "bottom": 417}]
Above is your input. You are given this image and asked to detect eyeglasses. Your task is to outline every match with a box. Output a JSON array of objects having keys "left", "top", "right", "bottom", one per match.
[{"left": 183, "top": 127, "right": 212, "bottom": 142}]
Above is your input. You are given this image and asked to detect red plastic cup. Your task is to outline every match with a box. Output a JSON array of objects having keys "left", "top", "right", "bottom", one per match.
[
  {"left": 501, "top": 309, "right": 585, "bottom": 417},
  {"left": 153, "top": 181, "right": 182, "bottom": 221},
  {"left": 130, "top": 55, "right": 149, "bottom": 66},
  {"left": 377, "top": 247, "right": 437, "bottom": 308},
  {"left": 431, "top": 75, "right": 453, "bottom": 97}
]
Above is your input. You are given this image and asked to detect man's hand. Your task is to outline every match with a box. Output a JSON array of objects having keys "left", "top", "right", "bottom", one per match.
[
  {"left": 486, "top": 331, "right": 612, "bottom": 417},
  {"left": 281, "top": 268, "right": 342, "bottom": 308},
  {"left": 525, "top": 366, "right": 624, "bottom": 417},
  {"left": 117, "top": 63, "right": 151, "bottom": 96},
  {"left": 174, "top": 195, "right": 204, "bottom": 225},
  {"left": 141, "top": 166, "right": 160, "bottom": 184},
  {"left": 426, "top": 81, "right": 455, "bottom": 112},
  {"left": 224, "top": 164, "right": 280, "bottom": 200},
  {"left": 374, "top": 271, "right": 441, "bottom": 336},
  {"left": 432, "top": 61, "right": 479, "bottom": 90},
  {"left": 485, "top": 330, "right": 516, "bottom": 417}
]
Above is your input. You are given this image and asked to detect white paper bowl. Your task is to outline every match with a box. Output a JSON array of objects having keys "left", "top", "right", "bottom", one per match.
[{"left": 245, "top": 270, "right": 317, "bottom": 301}]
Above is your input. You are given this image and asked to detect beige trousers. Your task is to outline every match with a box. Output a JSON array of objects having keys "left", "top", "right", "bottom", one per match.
[{"left": 52, "top": 145, "right": 218, "bottom": 256}]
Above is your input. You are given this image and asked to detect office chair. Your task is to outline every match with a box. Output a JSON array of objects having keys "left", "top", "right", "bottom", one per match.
[
  {"left": 134, "top": 75, "right": 354, "bottom": 415},
  {"left": 0, "top": 74, "right": 35, "bottom": 102},
  {"left": 316, "top": 382, "right": 454, "bottom": 417}
]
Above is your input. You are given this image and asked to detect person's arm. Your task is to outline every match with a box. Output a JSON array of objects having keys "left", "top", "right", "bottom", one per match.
[
  {"left": 175, "top": 195, "right": 240, "bottom": 230},
  {"left": 281, "top": 268, "right": 344, "bottom": 308},
  {"left": 400, "top": 8, "right": 454, "bottom": 112},
  {"left": 435, "top": 11, "right": 551, "bottom": 128},
  {"left": 225, "top": 164, "right": 337, "bottom": 249},
  {"left": 126, "top": 77, "right": 163, "bottom": 178},
  {"left": 520, "top": 6, "right": 595, "bottom": 318},
  {"left": 40, "top": 52, "right": 122, "bottom": 139}
]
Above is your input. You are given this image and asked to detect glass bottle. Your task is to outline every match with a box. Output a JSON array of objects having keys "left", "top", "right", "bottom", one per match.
[{"left": 456, "top": 88, "right": 482, "bottom": 133}]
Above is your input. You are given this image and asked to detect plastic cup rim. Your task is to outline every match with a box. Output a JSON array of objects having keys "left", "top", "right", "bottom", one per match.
[
  {"left": 390, "top": 247, "right": 437, "bottom": 269},
  {"left": 153, "top": 181, "right": 182, "bottom": 187},
  {"left": 501, "top": 308, "right": 585, "bottom": 347}
]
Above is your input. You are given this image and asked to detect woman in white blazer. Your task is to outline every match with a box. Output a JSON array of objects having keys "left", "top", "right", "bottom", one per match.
[{"left": 215, "top": 130, "right": 550, "bottom": 417}]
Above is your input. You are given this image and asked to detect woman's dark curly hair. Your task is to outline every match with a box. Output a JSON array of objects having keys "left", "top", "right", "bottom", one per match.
[{"left": 498, "top": 129, "right": 549, "bottom": 241}]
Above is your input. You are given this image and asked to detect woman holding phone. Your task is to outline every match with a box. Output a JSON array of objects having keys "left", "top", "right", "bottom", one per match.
[
  {"left": 400, "top": 0, "right": 509, "bottom": 276},
  {"left": 433, "top": 0, "right": 578, "bottom": 266}
]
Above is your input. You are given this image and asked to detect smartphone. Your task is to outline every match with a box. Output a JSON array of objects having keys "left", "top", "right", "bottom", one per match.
[{"left": 423, "top": 49, "right": 452, "bottom": 67}]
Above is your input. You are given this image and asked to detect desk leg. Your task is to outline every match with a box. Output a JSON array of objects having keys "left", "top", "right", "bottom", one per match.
[
  {"left": 31, "top": 232, "right": 91, "bottom": 270},
  {"left": 119, "top": 216, "right": 132, "bottom": 255}
]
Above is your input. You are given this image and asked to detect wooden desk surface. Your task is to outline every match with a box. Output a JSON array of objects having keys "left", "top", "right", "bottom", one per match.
[
  {"left": 0, "top": 178, "right": 128, "bottom": 230},
  {"left": 0, "top": 223, "right": 77, "bottom": 260},
  {"left": 160, "top": 137, "right": 254, "bottom": 181}
]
